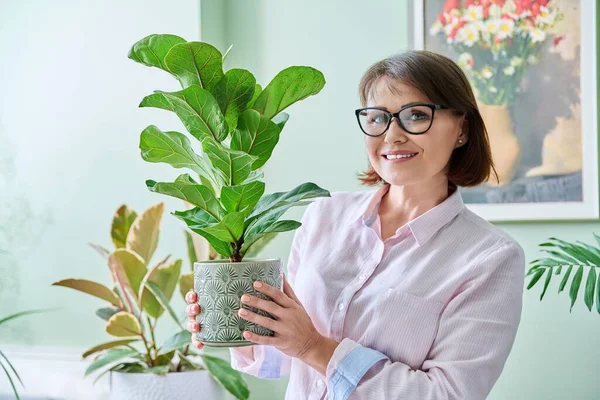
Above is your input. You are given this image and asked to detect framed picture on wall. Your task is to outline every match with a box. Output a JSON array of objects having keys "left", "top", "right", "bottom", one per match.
[{"left": 410, "top": 0, "right": 598, "bottom": 222}]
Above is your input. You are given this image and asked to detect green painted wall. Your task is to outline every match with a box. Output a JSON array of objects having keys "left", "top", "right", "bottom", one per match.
[{"left": 201, "top": 1, "right": 600, "bottom": 399}]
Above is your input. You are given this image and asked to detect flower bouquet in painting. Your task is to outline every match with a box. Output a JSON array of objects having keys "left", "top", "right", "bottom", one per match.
[{"left": 429, "top": 0, "right": 563, "bottom": 185}]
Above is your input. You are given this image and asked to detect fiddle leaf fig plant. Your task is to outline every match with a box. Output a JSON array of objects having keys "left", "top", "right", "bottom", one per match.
[
  {"left": 130, "top": 34, "right": 330, "bottom": 262},
  {"left": 52, "top": 203, "right": 249, "bottom": 399}
]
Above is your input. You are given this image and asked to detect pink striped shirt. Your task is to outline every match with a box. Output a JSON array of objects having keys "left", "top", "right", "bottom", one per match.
[{"left": 230, "top": 183, "right": 525, "bottom": 399}]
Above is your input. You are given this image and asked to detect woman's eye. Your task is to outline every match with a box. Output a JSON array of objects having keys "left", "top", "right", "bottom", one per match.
[
  {"left": 409, "top": 112, "right": 429, "bottom": 121},
  {"left": 369, "top": 114, "right": 388, "bottom": 124}
]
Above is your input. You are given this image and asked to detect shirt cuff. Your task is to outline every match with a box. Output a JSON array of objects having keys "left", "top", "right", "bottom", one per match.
[
  {"left": 325, "top": 338, "right": 388, "bottom": 400},
  {"left": 229, "top": 345, "right": 283, "bottom": 380}
]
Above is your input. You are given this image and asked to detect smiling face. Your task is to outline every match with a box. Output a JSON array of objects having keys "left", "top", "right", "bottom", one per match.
[{"left": 363, "top": 78, "right": 467, "bottom": 188}]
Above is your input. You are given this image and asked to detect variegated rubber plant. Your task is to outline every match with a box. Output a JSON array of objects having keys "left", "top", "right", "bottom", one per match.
[
  {"left": 129, "top": 34, "right": 331, "bottom": 262},
  {"left": 52, "top": 203, "right": 249, "bottom": 400},
  {"left": 527, "top": 234, "right": 600, "bottom": 315}
]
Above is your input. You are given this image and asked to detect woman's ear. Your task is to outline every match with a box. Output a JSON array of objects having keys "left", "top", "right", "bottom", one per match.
[{"left": 455, "top": 114, "right": 468, "bottom": 148}]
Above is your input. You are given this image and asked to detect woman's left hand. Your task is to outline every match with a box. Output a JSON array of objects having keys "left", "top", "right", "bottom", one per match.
[{"left": 238, "top": 274, "right": 324, "bottom": 360}]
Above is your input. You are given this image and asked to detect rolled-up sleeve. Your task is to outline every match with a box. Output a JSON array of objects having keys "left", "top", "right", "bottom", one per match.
[
  {"left": 228, "top": 200, "right": 320, "bottom": 379},
  {"left": 325, "top": 241, "right": 525, "bottom": 400}
]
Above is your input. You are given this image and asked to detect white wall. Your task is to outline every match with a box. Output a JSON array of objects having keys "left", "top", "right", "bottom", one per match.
[{"left": 0, "top": 0, "right": 200, "bottom": 397}]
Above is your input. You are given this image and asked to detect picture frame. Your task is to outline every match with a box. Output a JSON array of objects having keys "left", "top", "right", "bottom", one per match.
[{"left": 410, "top": 0, "right": 598, "bottom": 222}]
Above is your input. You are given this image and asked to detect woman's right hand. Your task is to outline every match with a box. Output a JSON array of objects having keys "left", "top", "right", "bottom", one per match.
[{"left": 185, "top": 290, "right": 204, "bottom": 350}]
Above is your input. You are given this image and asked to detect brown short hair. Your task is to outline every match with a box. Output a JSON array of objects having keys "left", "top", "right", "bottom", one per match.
[{"left": 356, "top": 50, "right": 497, "bottom": 187}]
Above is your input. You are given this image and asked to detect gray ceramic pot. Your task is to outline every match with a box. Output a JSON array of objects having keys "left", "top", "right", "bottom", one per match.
[{"left": 193, "top": 258, "right": 283, "bottom": 347}]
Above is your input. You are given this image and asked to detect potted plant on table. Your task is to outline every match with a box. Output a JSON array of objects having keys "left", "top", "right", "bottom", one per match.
[
  {"left": 53, "top": 203, "right": 249, "bottom": 400},
  {"left": 129, "top": 33, "right": 330, "bottom": 347}
]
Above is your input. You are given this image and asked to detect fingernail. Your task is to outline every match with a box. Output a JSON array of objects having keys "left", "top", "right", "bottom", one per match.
[
  {"left": 243, "top": 331, "right": 251, "bottom": 338},
  {"left": 194, "top": 341, "right": 204, "bottom": 350},
  {"left": 188, "top": 321, "right": 200, "bottom": 332},
  {"left": 241, "top": 295, "right": 250, "bottom": 303},
  {"left": 186, "top": 304, "right": 199, "bottom": 316},
  {"left": 239, "top": 309, "right": 248, "bottom": 316},
  {"left": 185, "top": 291, "right": 196, "bottom": 303},
  {"left": 254, "top": 281, "right": 263, "bottom": 288}
]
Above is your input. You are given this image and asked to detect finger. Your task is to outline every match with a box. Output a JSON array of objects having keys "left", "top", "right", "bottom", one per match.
[
  {"left": 185, "top": 291, "right": 197, "bottom": 304},
  {"left": 192, "top": 337, "right": 204, "bottom": 350},
  {"left": 186, "top": 303, "right": 200, "bottom": 317},
  {"left": 282, "top": 274, "right": 301, "bottom": 305},
  {"left": 242, "top": 330, "right": 276, "bottom": 346},
  {"left": 187, "top": 320, "right": 200, "bottom": 333},
  {"left": 240, "top": 294, "right": 283, "bottom": 318},
  {"left": 253, "top": 281, "right": 293, "bottom": 308},
  {"left": 238, "top": 308, "right": 278, "bottom": 331}
]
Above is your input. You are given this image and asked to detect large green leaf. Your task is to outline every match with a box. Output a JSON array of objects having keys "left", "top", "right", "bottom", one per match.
[
  {"left": 247, "top": 83, "right": 262, "bottom": 108},
  {"left": 548, "top": 237, "right": 600, "bottom": 266},
  {"left": 146, "top": 180, "right": 223, "bottom": 221},
  {"left": 214, "top": 69, "right": 256, "bottom": 133},
  {"left": 139, "top": 259, "right": 182, "bottom": 319},
  {"left": 201, "top": 354, "right": 249, "bottom": 400},
  {"left": 125, "top": 203, "right": 164, "bottom": 264},
  {"left": 106, "top": 312, "right": 142, "bottom": 337},
  {"left": 201, "top": 137, "right": 257, "bottom": 186},
  {"left": 584, "top": 267, "right": 597, "bottom": 312},
  {"left": 241, "top": 220, "right": 301, "bottom": 257},
  {"left": 164, "top": 42, "right": 224, "bottom": 92},
  {"left": 110, "top": 249, "right": 148, "bottom": 296},
  {"left": 82, "top": 339, "right": 139, "bottom": 359},
  {"left": 52, "top": 279, "right": 122, "bottom": 309},
  {"left": 244, "top": 233, "right": 277, "bottom": 258},
  {"left": 84, "top": 348, "right": 140, "bottom": 377},
  {"left": 245, "top": 183, "right": 329, "bottom": 234},
  {"left": 139, "top": 125, "right": 215, "bottom": 180},
  {"left": 251, "top": 66, "right": 325, "bottom": 119},
  {"left": 111, "top": 205, "right": 138, "bottom": 248},
  {"left": 230, "top": 109, "right": 281, "bottom": 170},
  {"left": 220, "top": 181, "right": 265, "bottom": 217},
  {"left": 128, "top": 34, "right": 186, "bottom": 71},
  {"left": 140, "top": 86, "right": 228, "bottom": 142},
  {"left": 198, "top": 212, "right": 245, "bottom": 243},
  {"left": 160, "top": 330, "right": 191, "bottom": 354},
  {"left": 174, "top": 209, "right": 233, "bottom": 257},
  {"left": 145, "top": 281, "right": 184, "bottom": 329}
]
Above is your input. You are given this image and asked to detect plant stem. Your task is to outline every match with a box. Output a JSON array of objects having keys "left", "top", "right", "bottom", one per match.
[
  {"left": 140, "top": 332, "right": 154, "bottom": 367},
  {"left": 147, "top": 316, "right": 158, "bottom": 356}
]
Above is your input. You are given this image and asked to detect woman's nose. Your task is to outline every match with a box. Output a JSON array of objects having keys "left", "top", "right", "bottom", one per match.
[{"left": 384, "top": 117, "right": 409, "bottom": 144}]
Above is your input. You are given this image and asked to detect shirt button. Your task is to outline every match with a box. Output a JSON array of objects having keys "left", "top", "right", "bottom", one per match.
[
  {"left": 338, "top": 303, "right": 345, "bottom": 311},
  {"left": 316, "top": 379, "right": 324, "bottom": 387}
]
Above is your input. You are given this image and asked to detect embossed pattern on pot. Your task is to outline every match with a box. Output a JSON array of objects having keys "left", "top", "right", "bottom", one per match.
[{"left": 194, "top": 259, "right": 283, "bottom": 345}]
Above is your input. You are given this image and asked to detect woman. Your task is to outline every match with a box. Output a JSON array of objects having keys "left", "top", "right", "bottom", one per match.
[{"left": 185, "top": 50, "right": 525, "bottom": 400}]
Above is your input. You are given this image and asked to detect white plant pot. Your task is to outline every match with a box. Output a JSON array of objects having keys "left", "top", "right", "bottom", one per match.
[{"left": 109, "top": 370, "right": 228, "bottom": 400}]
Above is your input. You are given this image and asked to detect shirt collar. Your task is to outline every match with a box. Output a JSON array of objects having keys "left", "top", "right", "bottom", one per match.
[{"left": 355, "top": 183, "right": 465, "bottom": 246}]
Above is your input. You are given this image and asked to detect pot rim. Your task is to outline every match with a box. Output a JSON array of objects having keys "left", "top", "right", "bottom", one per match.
[
  {"left": 110, "top": 369, "right": 210, "bottom": 377},
  {"left": 194, "top": 258, "right": 281, "bottom": 266}
]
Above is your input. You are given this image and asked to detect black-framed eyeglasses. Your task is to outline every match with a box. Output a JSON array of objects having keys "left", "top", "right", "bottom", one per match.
[{"left": 355, "top": 102, "right": 449, "bottom": 137}]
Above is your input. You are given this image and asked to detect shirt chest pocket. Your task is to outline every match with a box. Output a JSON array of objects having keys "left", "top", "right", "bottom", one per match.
[{"left": 370, "top": 288, "right": 445, "bottom": 370}]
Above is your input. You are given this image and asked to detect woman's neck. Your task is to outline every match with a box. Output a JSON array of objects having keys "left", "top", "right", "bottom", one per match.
[{"left": 379, "top": 178, "right": 452, "bottom": 227}]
